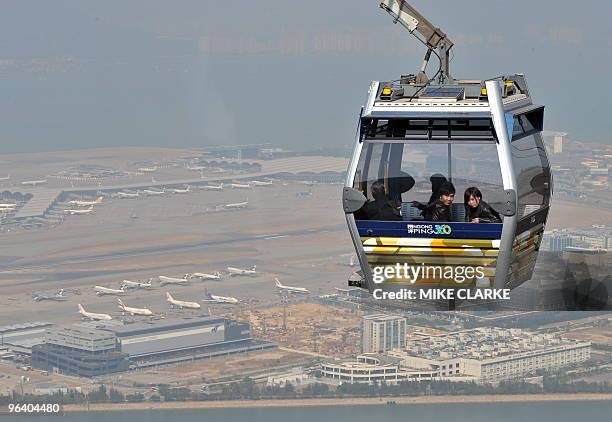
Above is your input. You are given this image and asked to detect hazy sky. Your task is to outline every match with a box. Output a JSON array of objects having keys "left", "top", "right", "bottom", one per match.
[{"left": 0, "top": 0, "right": 609, "bottom": 153}]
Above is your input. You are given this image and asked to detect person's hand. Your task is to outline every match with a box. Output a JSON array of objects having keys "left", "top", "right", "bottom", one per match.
[{"left": 471, "top": 218, "right": 480, "bottom": 223}]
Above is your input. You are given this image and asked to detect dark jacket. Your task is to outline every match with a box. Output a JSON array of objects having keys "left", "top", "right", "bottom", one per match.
[
  {"left": 465, "top": 200, "right": 502, "bottom": 223},
  {"left": 423, "top": 200, "right": 451, "bottom": 222},
  {"left": 355, "top": 198, "right": 402, "bottom": 221}
]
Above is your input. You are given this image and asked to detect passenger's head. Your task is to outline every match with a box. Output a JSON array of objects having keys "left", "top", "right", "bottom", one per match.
[
  {"left": 464, "top": 187, "right": 482, "bottom": 209},
  {"left": 370, "top": 181, "right": 387, "bottom": 201},
  {"left": 430, "top": 174, "right": 448, "bottom": 193},
  {"left": 437, "top": 182, "right": 455, "bottom": 206}
]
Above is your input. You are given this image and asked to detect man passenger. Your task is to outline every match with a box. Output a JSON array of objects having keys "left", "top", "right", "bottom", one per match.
[
  {"left": 354, "top": 180, "right": 402, "bottom": 221},
  {"left": 423, "top": 181, "right": 455, "bottom": 222}
]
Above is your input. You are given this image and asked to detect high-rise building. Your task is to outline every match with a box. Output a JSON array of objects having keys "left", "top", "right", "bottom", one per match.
[
  {"left": 361, "top": 314, "right": 406, "bottom": 353},
  {"left": 553, "top": 134, "right": 565, "bottom": 154}
]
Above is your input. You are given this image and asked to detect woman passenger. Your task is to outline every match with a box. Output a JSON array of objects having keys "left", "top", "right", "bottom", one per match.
[{"left": 464, "top": 187, "right": 502, "bottom": 223}]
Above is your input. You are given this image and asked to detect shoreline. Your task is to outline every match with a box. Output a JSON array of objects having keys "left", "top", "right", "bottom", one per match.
[{"left": 62, "top": 393, "right": 612, "bottom": 412}]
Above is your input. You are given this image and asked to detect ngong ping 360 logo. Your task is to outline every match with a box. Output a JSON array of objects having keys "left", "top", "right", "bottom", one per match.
[{"left": 406, "top": 224, "right": 452, "bottom": 235}]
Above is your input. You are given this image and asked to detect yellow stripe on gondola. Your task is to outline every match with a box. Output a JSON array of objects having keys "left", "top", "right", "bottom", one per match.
[
  {"left": 362, "top": 237, "right": 501, "bottom": 249},
  {"left": 363, "top": 246, "right": 500, "bottom": 257},
  {"left": 367, "top": 255, "right": 498, "bottom": 266}
]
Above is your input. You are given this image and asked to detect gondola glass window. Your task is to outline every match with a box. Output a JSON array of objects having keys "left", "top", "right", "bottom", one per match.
[{"left": 353, "top": 119, "right": 505, "bottom": 223}]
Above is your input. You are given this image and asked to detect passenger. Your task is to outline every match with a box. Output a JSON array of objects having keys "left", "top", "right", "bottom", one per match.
[
  {"left": 423, "top": 181, "right": 455, "bottom": 222},
  {"left": 412, "top": 173, "right": 448, "bottom": 213},
  {"left": 354, "top": 180, "right": 402, "bottom": 221},
  {"left": 464, "top": 187, "right": 502, "bottom": 223},
  {"left": 389, "top": 170, "right": 416, "bottom": 208}
]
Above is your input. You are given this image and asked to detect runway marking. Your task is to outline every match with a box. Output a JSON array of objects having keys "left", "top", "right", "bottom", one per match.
[{"left": 264, "top": 235, "right": 289, "bottom": 240}]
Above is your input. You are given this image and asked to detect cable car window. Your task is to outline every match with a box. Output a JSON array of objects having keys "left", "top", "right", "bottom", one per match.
[
  {"left": 512, "top": 107, "right": 544, "bottom": 141},
  {"left": 511, "top": 134, "right": 550, "bottom": 217},
  {"left": 353, "top": 141, "right": 504, "bottom": 223},
  {"left": 363, "top": 118, "right": 496, "bottom": 141}
]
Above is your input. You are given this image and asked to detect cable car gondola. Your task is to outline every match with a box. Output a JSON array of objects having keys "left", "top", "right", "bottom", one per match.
[{"left": 343, "top": 1, "right": 552, "bottom": 296}]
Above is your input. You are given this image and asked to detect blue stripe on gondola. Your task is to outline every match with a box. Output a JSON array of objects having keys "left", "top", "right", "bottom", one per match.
[{"left": 356, "top": 220, "right": 503, "bottom": 240}]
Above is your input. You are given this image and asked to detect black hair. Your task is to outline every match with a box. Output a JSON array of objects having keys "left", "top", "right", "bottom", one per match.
[
  {"left": 429, "top": 174, "right": 448, "bottom": 194},
  {"left": 371, "top": 180, "right": 386, "bottom": 201},
  {"left": 464, "top": 187, "right": 482, "bottom": 205},
  {"left": 437, "top": 181, "right": 455, "bottom": 197}
]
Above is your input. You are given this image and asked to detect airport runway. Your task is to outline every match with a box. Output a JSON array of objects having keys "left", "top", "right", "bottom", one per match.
[{"left": 0, "top": 180, "right": 357, "bottom": 325}]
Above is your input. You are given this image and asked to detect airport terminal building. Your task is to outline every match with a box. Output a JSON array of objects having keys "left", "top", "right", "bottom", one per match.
[{"left": 32, "top": 316, "right": 275, "bottom": 376}]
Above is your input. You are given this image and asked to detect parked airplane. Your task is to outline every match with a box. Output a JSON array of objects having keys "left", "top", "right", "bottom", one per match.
[
  {"left": 203, "top": 183, "right": 223, "bottom": 191},
  {"left": 202, "top": 291, "right": 239, "bottom": 304},
  {"left": 94, "top": 286, "right": 126, "bottom": 296},
  {"left": 158, "top": 275, "right": 189, "bottom": 286},
  {"left": 121, "top": 280, "right": 152, "bottom": 290},
  {"left": 166, "top": 292, "right": 201, "bottom": 309},
  {"left": 230, "top": 183, "right": 251, "bottom": 190},
  {"left": 0, "top": 175, "right": 10, "bottom": 181},
  {"left": 224, "top": 201, "right": 248, "bottom": 209},
  {"left": 64, "top": 207, "right": 94, "bottom": 215},
  {"left": 250, "top": 180, "right": 273, "bottom": 187},
  {"left": 21, "top": 180, "right": 47, "bottom": 186},
  {"left": 170, "top": 186, "right": 191, "bottom": 194},
  {"left": 227, "top": 265, "right": 257, "bottom": 276},
  {"left": 116, "top": 191, "right": 139, "bottom": 199},
  {"left": 141, "top": 189, "right": 165, "bottom": 196},
  {"left": 32, "top": 289, "right": 66, "bottom": 302},
  {"left": 117, "top": 299, "right": 153, "bottom": 316},
  {"left": 0, "top": 203, "right": 17, "bottom": 209},
  {"left": 69, "top": 196, "right": 103, "bottom": 206},
  {"left": 274, "top": 278, "right": 310, "bottom": 294},
  {"left": 189, "top": 272, "right": 223, "bottom": 280},
  {"left": 78, "top": 304, "right": 112, "bottom": 321},
  {"left": 186, "top": 165, "right": 206, "bottom": 171},
  {"left": 138, "top": 167, "right": 158, "bottom": 173}
]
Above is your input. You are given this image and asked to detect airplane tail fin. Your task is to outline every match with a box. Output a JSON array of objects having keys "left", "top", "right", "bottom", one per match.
[
  {"left": 78, "top": 304, "right": 85, "bottom": 313},
  {"left": 117, "top": 298, "right": 125, "bottom": 307},
  {"left": 252, "top": 265, "right": 257, "bottom": 271},
  {"left": 59, "top": 289, "right": 64, "bottom": 296},
  {"left": 274, "top": 278, "right": 282, "bottom": 287},
  {"left": 166, "top": 292, "right": 173, "bottom": 301}
]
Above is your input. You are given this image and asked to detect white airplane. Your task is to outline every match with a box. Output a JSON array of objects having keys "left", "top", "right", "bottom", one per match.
[
  {"left": 186, "top": 165, "right": 206, "bottom": 171},
  {"left": 141, "top": 189, "right": 165, "bottom": 196},
  {"left": 189, "top": 272, "right": 223, "bottom": 280},
  {"left": 158, "top": 275, "right": 190, "bottom": 286},
  {"left": 117, "top": 298, "right": 153, "bottom": 316},
  {"left": 138, "top": 166, "right": 158, "bottom": 173},
  {"left": 78, "top": 304, "right": 112, "bottom": 321},
  {"left": 203, "top": 183, "right": 223, "bottom": 191},
  {"left": 230, "top": 182, "right": 251, "bottom": 190},
  {"left": 0, "top": 175, "right": 10, "bottom": 181},
  {"left": 170, "top": 186, "right": 191, "bottom": 194},
  {"left": 227, "top": 265, "right": 257, "bottom": 277},
  {"left": 64, "top": 206, "right": 94, "bottom": 215},
  {"left": 0, "top": 203, "right": 17, "bottom": 209},
  {"left": 32, "top": 289, "right": 66, "bottom": 302},
  {"left": 250, "top": 180, "right": 273, "bottom": 187},
  {"left": 69, "top": 196, "right": 103, "bottom": 206},
  {"left": 94, "top": 285, "right": 126, "bottom": 296},
  {"left": 21, "top": 179, "right": 47, "bottom": 186},
  {"left": 121, "top": 279, "right": 153, "bottom": 290},
  {"left": 224, "top": 201, "right": 248, "bottom": 209},
  {"left": 116, "top": 191, "right": 139, "bottom": 199},
  {"left": 202, "top": 291, "right": 239, "bottom": 304},
  {"left": 166, "top": 292, "right": 201, "bottom": 309},
  {"left": 274, "top": 278, "right": 310, "bottom": 294}
]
